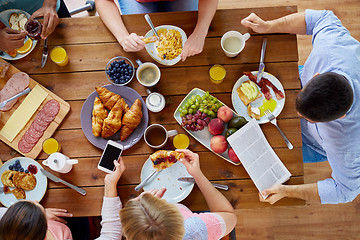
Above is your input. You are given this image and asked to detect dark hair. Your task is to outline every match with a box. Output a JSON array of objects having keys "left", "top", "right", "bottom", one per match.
[
  {"left": 0, "top": 201, "right": 47, "bottom": 240},
  {"left": 296, "top": 72, "right": 353, "bottom": 122}
]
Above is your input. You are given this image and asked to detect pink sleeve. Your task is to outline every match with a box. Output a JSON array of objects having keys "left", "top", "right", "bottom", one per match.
[{"left": 47, "top": 220, "right": 73, "bottom": 240}]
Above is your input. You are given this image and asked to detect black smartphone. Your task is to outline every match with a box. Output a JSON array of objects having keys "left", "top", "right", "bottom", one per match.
[{"left": 97, "top": 140, "right": 123, "bottom": 173}]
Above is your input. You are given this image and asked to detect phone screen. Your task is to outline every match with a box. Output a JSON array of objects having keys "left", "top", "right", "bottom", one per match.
[{"left": 99, "top": 144, "right": 122, "bottom": 170}]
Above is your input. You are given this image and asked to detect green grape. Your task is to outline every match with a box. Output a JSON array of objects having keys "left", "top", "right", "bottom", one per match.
[
  {"left": 208, "top": 95, "right": 214, "bottom": 100},
  {"left": 203, "top": 109, "right": 208, "bottom": 114},
  {"left": 191, "top": 104, "right": 197, "bottom": 109},
  {"left": 211, "top": 112, "right": 216, "bottom": 118},
  {"left": 180, "top": 113, "right": 185, "bottom": 117},
  {"left": 201, "top": 95, "right": 206, "bottom": 100},
  {"left": 188, "top": 99, "right": 193, "bottom": 105},
  {"left": 182, "top": 109, "right": 188, "bottom": 115},
  {"left": 211, "top": 100, "right": 216, "bottom": 105},
  {"left": 205, "top": 91, "right": 210, "bottom": 97},
  {"left": 184, "top": 103, "right": 190, "bottom": 109},
  {"left": 215, "top": 103, "right": 221, "bottom": 109},
  {"left": 209, "top": 110, "right": 214, "bottom": 116},
  {"left": 188, "top": 108, "right": 194, "bottom": 114},
  {"left": 195, "top": 102, "right": 200, "bottom": 107},
  {"left": 203, "top": 99, "right": 208, "bottom": 104},
  {"left": 191, "top": 95, "right": 196, "bottom": 101},
  {"left": 198, "top": 108, "right": 204, "bottom": 112},
  {"left": 213, "top": 97, "right": 217, "bottom": 101},
  {"left": 196, "top": 95, "right": 201, "bottom": 100},
  {"left": 178, "top": 107, "right": 183, "bottom": 112}
]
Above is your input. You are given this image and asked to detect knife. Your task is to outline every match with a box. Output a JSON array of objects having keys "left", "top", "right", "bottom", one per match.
[
  {"left": 40, "top": 168, "right": 87, "bottom": 195},
  {"left": 135, "top": 170, "right": 160, "bottom": 191},
  {"left": 41, "top": 38, "right": 48, "bottom": 68},
  {"left": 178, "top": 177, "right": 229, "bottom": 191},
  {"left": 256, "top": 37, "right": 267, "bottom": 83}
]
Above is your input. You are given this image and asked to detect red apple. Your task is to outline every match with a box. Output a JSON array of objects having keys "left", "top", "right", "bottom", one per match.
[
  {"left": 208, "top": 118, "right": 225, "bottom": 135},
  {"left": 210, "top": 135, "right": 228, "bottom": 153},
  {"left": 217, "top": 106, "right": 233, "bottom": 122},
  {"left": 228, "top": 147, "right": 240, "bottom": 163}
]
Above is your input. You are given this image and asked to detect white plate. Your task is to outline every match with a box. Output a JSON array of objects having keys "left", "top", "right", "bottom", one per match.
[
  {"left": 140, "top": 155, "right": 194, "bottom": 203},
  {"left": 173, "top": 88, "right": 242, "bottom": 166},
  {"left": 144, "top": 25, "right": 187, "bottom": 66},
  {"left": 0, "top": 9, "right": 38, "bottom": 60},
  {"left": 231, "top": 71, "right": 285, "bottom": 124},
  {"left": 0, "top": 157, "right": 47, "bottom": 207}
]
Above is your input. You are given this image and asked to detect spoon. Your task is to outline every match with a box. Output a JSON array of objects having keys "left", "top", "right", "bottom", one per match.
[{"left": 144, "top": 14, "right": 160, "bottom": 39}]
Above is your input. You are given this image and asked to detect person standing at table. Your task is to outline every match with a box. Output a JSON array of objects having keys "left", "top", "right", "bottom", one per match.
[
  {"left": 94, "top": 0, "right": 218, "bottom": 61},
  {"left": 0, "top": 0, "right": 70, "bottom": 51},
  {"left": 119, "top": 149, "right": 237, "bottom": 240},
  {"left": 241, "top": 10, "right": 360, "bottom": 204}
]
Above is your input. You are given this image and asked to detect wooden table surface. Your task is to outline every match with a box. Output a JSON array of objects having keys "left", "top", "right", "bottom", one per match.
[{"left": 0, "top": 6, "right": 305, "bottom": 216}]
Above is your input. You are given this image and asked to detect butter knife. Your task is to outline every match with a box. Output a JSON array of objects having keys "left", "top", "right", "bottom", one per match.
[
  {"left": 40, "top": 168, "right": 86, "bottom": 195},
  {"left": 41, "top": 38, "right": 48, "bottom": 68},
  {"left": 135, "top": 170, "right": 160, "bottom": 191},
  {"left": 256, "top": 37, "right": 267, "bottom": 83},
  {"left": 178, "top": 177, "right": 229, "bottom": 190}
]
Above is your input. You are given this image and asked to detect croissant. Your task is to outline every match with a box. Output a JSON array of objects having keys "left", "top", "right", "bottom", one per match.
[
  {"left": 95, "top": 87, "right": 121, "bottom": 110},
  {"left": 92, "top": 97, "right": 109, "bottom": 137},
  {"left": 150, "top": 150, "right": 185, "bottom": 171},
  {"left": 120, "top": 99, "right": 142, "bottom": 141},
  {"left": 101, "top": 98, "right": 128, "bottom": 138}
]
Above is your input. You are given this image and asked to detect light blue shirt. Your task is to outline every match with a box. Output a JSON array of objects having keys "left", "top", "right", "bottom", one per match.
[
  {"left": 0, "top": 0, "right": 60, "bottom": 15},
  {"left": 301, "top": 9, "right": 360, "bottom": 204}
]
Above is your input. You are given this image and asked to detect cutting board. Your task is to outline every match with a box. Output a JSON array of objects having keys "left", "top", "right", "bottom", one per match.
[{"left": 0, "top": 59, "right": 70, "bottom": 159}]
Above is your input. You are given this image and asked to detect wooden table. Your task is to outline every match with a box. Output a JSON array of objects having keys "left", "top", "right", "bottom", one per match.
[{"left": 0, "top": 6, "right": 304, "bottom": 216}]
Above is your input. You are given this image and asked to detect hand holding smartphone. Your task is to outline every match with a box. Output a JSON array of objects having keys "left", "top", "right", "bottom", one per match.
[{"left": 98, "top": 140, "right": 123, "bottom": 173}]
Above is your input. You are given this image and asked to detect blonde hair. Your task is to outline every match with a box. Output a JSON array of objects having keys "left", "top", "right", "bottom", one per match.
[{"left": 120, "top": 193, "right": 185, "bottom": 240}]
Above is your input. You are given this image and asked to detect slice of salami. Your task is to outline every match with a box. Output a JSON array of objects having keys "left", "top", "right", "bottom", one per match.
[
  {"left": 23, "top": 130, "right": 41, "bottom": 144},
  {"left": 18, "top": 139, "right": 35, "bottom": 153},
  {"left": 40, "top": 111, "right": 55, "bottom": 124},
  {"left": 28, "top": 124, "right": 44, "bottom": 139},
  {"left": 43, "top": 100, "right": 60, "bottom": 117},
  {"left": 34, "top": 113, "right": 49, "bottom": 127},
  {"left": 33, "top": 121, "right": 48, "bottom": 132}
]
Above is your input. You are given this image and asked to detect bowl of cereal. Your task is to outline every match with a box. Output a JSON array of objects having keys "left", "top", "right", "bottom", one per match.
[{"left": 144, "top": 25, "right": 187, "bottom": 66}]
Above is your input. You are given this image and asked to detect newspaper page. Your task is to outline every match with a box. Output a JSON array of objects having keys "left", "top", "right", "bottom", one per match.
[{"left": 227, "top": 119, "right": 291, "bottom": 198}]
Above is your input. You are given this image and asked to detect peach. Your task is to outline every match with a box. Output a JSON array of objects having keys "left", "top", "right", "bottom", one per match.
[
  {"left": 210, "top": 135, "right": 228, "bottom": 153},
  {"left": 208, "top": 118, "right": 225, "bottom": 135},
  {"left": 228, "top": 147, "right": 240, "bottom": 163},
  {"left": 217, "top": 106, "right": 233, "bottom": 123}
]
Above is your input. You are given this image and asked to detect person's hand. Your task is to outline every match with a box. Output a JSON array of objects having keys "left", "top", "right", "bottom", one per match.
[
  {"left": 104, "top": 157, "right": 126, "bottom": 187},
  {"left": 45, "top": 208, "right": 73, "bottom": 224},
  {"left": 119, "top": 33, "right": 145, "bottom": 52},
  {"left": 241, "top": 13, "right": 270, "bottom": 33},
  {"left": 0, "top": 28, "right": 26, "bottom": 51},
  {"left": 259, "top": 184, "right": 287, "bottom": 204},
  {"left": 180, "top": 32, "right": 205, "bottom": 61},
  {"left": 176, "top": 149, "right": 202, "bottom": 177},
  {"left": 30, "top": 5, "right": 59, "bottom": 39},
  {"left": 143, "top": 187, "right": 167, "bottom": 199}
]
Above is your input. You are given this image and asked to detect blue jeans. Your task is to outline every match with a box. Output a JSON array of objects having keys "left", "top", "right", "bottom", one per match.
[
  {"left": 118, "top": 0, "right": 198, "bottom": 15},
  {"left": 302, "top": 141, "right": 328, "bottom": 163}
]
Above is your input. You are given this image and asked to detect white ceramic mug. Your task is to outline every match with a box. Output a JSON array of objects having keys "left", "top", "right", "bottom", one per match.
[
  {"left": 43, "top": 152, "right": 78, "bottom": 174},
  {"left": 221, "top": 31, "right": 251, "bottom": 57},
  {"left": 136, "top": 59, "right": 161, "bottom": 87},
  {"left": 144, "top": 124, "right": 177, "bottom": 149}
]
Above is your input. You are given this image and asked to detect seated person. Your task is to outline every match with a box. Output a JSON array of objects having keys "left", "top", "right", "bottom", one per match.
[
  {"left": 94, "top": 0, "right": 218, "bottom": 60},
  {"left": 119, "top": 149, "right": 237, "bottom": 239},
  {"left": 0, "top": 0, "right": 70, "bottom": 51},
  {"left": 241, "top": 10, "right": 360, "bottom": 204},
  {"left": 0, "top": 201, "right": 73, "bottom": 240}
]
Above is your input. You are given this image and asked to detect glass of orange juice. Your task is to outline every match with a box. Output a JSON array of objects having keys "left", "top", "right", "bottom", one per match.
[
  {"left": 209, "top": 64, "right": 226, "bottom": 84},
  {"left": 173, "top": 134, "right": 190, "bottom": 149},
  {"left": 42, "top": 138, "right": 61, "bottom": 154},
  {"left": 50, "top": 46, "right": 69, "bottom": 66}
]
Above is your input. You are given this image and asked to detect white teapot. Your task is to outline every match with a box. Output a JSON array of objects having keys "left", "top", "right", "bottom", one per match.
[{"left": 43, "top": 152, "right": 78, "bottom": 174}]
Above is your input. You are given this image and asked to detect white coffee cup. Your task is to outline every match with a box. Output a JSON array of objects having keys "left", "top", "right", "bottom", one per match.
[
  {"left": 43, "top": 152, "right": 78, "bottom": 174},
  {"left": 144, "top": 124, "right": 177, "bottom": 149},
  {"left": 221, "top": 31, "right": 251, "bottom": 57},
  {"left": 136, "top": 59, "right": 161, "bottom": 87}
]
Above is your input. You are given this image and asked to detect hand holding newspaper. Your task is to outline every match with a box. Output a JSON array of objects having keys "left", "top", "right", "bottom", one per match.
[{"left": 227, "top": 119, "right": 291, "bottom": 199}]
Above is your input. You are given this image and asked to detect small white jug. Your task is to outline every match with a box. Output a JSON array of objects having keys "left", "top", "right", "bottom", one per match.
[{"left": 43, "top": 152, "right": 78, "bottom": 174}]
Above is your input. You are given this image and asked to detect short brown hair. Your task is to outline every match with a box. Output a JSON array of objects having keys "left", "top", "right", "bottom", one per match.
[
  {"left": 296, "top": 72, "right": 353, "bottom": 122},
  {"left": 0, "top": 201, "right": 47, "bottom": 240},
  {"left": 120, "top": 193, "right": 185, "bottom": 240}
]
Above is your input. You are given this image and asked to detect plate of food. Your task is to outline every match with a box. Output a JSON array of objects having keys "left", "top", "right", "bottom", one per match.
[
  {"left": 140, "top": 150, "right": 194, "bottom": 203},
  {"left": 80, "top": 84, "right": 149, "bottom": 150},
  {"left": 0, "top": 157, "right": 47, "bottom": 207},
  {"left": 231, "top": 71, "right": 285, "bottom": 124},
  {"left": 0, "top": 9, "right": 38, "bottom": 60},
  {"left": 174, "top": 88, "right": 244, "bottom": 165},
  {"left": 144, "top": 25, "right": 187, "bottom": 66}
]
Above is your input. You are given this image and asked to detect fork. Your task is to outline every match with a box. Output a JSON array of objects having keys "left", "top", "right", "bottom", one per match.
[{"left": 264, "top": 109, "right": 293, "bottom": 150}]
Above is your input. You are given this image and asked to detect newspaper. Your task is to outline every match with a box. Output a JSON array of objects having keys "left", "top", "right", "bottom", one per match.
[{"left": 227, "top": 119, "right": 291, "bottom": 198}]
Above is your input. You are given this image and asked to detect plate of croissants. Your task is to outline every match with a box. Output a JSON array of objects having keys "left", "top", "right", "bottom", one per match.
[{"left": 80, "top": 85, "right": 148, "bottom": 150}]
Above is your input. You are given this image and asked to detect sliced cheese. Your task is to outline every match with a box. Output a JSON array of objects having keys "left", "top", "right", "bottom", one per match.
[{"left": 0, "top": 85, "right": 48, "bottom": 142}]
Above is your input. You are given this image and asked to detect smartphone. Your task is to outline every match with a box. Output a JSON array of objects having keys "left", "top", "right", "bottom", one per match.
[{"left": 97, "top": 140, "right": 123, "bottom": 173}]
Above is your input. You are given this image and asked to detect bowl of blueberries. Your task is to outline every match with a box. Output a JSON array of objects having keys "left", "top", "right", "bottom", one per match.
[{"left": 105, "top": 56, "right": 135, "bottom": 86}]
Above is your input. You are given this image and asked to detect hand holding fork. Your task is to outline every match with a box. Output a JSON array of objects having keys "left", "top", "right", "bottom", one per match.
[{"left": 264, "top": 109, "right": 293, "bottom": 150}]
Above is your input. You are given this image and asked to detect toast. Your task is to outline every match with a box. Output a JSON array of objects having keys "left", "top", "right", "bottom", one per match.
[
  {"left": 247, "top": 105, "right": 261, "bottom": 120},
  {"left": 237, "top": 80, "right": 262, "bottom": 106}
]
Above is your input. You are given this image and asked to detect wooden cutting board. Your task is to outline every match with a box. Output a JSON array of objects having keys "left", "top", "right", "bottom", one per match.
[{"left": 0, "top": 59, "right": 70, "bottom": 159}]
